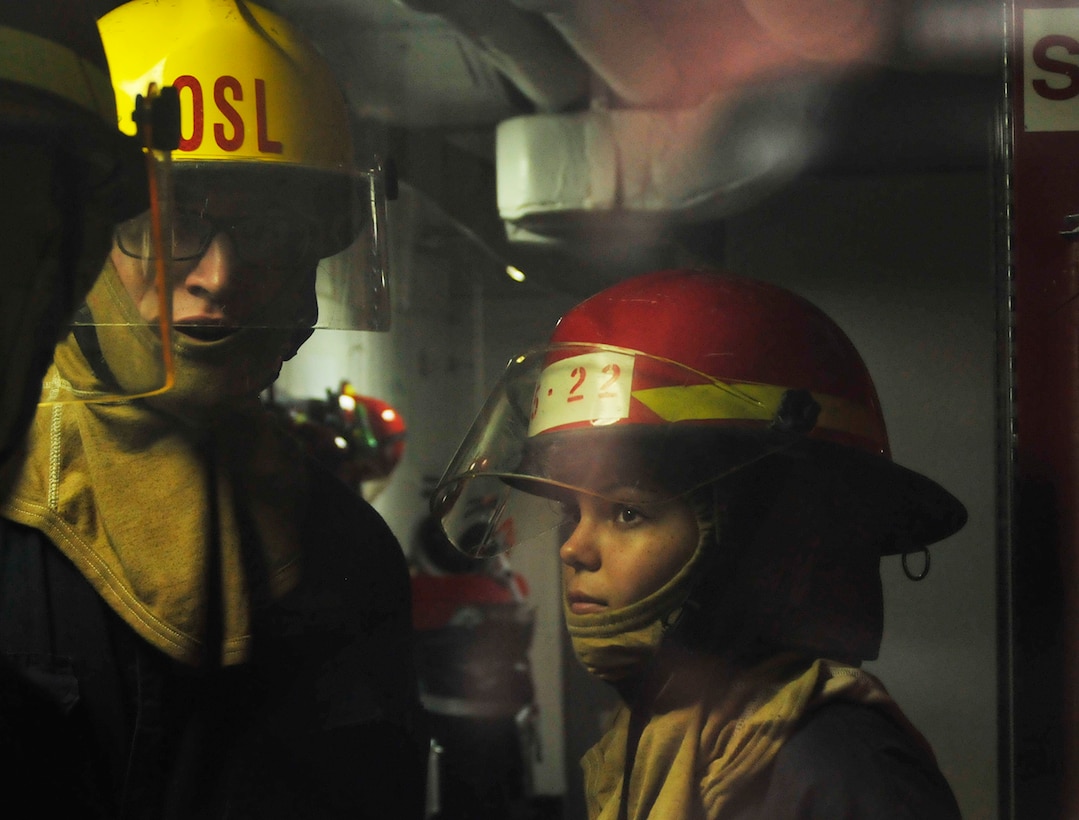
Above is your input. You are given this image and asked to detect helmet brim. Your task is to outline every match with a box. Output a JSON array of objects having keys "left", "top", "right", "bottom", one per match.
[{"left": 787, "top": 435, "right": 967, "bottom": 555}]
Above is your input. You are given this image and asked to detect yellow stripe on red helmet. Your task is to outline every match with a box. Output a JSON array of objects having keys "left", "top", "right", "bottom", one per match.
[{"left": 632, "top": 381, "right": 884, "bottom": 443}]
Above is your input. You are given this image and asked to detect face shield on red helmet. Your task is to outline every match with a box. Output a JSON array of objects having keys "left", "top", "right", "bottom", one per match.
[{"left": 432, "top": 269, "right": 967, "bottom": 562}]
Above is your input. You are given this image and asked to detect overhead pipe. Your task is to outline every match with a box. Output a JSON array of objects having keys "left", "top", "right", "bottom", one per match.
[
  {"left": 394, "top": 0, "right": 591, "bottom": 112},
  {"left": 506, "top": 0, "right": 887, "bottom": 108},
  {"left": 507, "top": 0, "right": 681, "bottom": 107}
]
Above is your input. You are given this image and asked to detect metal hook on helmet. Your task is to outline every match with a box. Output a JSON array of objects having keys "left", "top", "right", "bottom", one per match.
[
  {"left": 771, "top": 389, "right": 821, "bottom": 435},
  {"left": 901, "top": 547, "right": 931, "bottom": 581}
]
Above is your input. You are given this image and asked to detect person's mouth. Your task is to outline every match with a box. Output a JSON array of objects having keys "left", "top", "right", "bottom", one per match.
[
  {"left": 566, "top": 590, "right": 606, "bottom": 615},
  {"left": 173, "top": 317, "right": 237, "bottom": 342}
]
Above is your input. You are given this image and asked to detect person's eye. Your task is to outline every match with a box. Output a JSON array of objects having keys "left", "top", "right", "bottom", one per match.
[
  {"left": 172, "top": 212, "right": 215, "bottom": 260},
  {"left": 615, "top": 505, "right": 645, "bottom": 526}
]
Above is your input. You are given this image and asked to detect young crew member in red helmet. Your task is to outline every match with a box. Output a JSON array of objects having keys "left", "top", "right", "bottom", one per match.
[
  {"left": 0, "top": 1, "right": 424, "bottom": 817},
  {"left": 433, "top": 268, "right": 966, "bottom": 818}
]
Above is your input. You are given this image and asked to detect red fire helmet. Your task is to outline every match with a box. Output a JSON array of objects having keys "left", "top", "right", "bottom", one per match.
[
  {"left": 271, "top": 381, "right": 406, "bottom": 493},
  {"left": 337, "top": 382, "right": 407, "bottom": 480},
  {"left": 433, "top": 269, "right": 966, "bottom": 559}
]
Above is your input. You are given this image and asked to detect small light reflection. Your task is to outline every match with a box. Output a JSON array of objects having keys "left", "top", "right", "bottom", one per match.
[{"left": 506, "top": 265, "right": 526, "bottom": 282}]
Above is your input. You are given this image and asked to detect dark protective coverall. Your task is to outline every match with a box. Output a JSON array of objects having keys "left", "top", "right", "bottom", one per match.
[
  {"left": 0, "top": 461, "right": 427, "bottom": 819},
  {"left": 577, "top": 646, "right": 962, "bottom": 820},
  {"left": 726, "top": 701, "right": 962, "bottom": 819}
]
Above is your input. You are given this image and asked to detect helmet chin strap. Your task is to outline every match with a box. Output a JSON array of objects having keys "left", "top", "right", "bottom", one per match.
[{"left": 660, "top": 482, "right": 732, "bottom": 652}]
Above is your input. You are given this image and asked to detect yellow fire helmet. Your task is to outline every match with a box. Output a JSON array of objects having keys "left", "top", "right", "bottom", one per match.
[{"left": 99, "top": 0, "right": 391, "bottom": 338}]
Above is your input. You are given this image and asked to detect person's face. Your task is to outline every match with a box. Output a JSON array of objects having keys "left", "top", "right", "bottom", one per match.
[
  {"left": 559, "top": 484, "right": 699, "bottom": 614},
  {"left": 111, "top": 188, "right": 318, "bottom": 338}
]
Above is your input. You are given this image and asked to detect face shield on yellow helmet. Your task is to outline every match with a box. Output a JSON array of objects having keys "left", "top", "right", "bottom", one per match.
[{"left": 99, "top": 0, "right": 391, "bottom": 355}]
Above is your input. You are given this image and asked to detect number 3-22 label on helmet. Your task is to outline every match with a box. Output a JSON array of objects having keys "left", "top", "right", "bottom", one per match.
[{"left": 528, "top": 351, "right": 635, "bottom": 436}]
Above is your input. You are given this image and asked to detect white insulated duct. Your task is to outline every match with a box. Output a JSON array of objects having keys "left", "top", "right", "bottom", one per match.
[
  {"left": 496, "top": 78, "right": 833, "bottom": 244},
  {"left": 397, "top": 0, "right": 881, "bottom": 244}
]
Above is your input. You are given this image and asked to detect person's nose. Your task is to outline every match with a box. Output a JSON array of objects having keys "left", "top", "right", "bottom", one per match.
[
  {"left": 559, "top": 509, "right": 601, "bottom": 571},
  {"left": 180, "top": 233, "right": 236, "bottom": 305}
]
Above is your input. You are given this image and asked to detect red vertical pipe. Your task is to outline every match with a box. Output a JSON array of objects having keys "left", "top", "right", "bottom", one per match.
[{"left": 1009, "top": 2, "right": 1079, "bottom": 816}]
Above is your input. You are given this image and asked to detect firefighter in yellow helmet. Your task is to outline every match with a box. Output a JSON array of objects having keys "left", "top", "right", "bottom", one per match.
[
  {"left": 0, "top": 2, "right": 164, "bottom": 480},
  {"left": 0, "top": 2, "right": 425, "bottom": 817}
]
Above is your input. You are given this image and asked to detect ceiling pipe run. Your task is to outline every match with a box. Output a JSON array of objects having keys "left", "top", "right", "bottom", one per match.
[
  {"left": 506, "top": 0, "right": 888, "bottom": 108},
  {"left": 395, "top": 0, "right": 591, "bottom": 112}
]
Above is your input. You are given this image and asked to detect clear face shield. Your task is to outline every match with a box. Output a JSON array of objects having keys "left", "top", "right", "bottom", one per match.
[
  {"left": 432, "top": 343, "right": 793, "bottom": 559},
  {"left": 76, "top": 156, "right": 391, "bottom": 415},
  {"left": 108, "top": 159, "right": 390, "bottom": 334}
]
